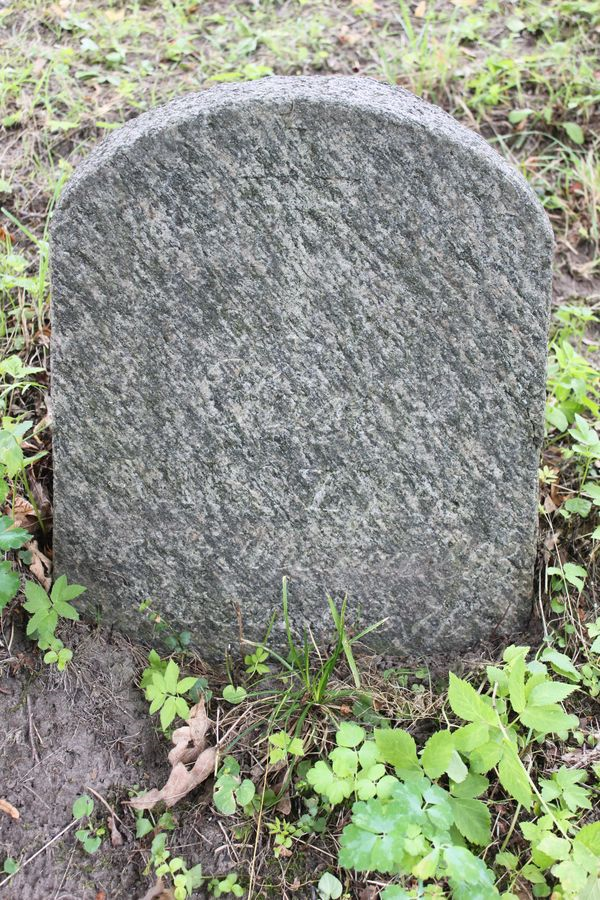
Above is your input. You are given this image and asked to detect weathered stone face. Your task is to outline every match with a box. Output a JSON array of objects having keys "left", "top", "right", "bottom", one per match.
[{"left": 51, "top": 76, "right": 552, "bottom": 658}]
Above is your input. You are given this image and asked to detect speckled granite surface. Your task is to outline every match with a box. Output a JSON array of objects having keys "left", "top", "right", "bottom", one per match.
[{"left": 51, "top": 76, "right": 553, "bottom": 658}]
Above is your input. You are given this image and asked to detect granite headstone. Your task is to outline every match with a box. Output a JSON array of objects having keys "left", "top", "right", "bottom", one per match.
[{"left": 51, "top": 76, "right": 552, "bottom": 657}]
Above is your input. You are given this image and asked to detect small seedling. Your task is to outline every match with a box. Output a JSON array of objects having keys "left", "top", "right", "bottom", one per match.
[
  {"left": 208, "top": 872, "right": 244, "bottom": 897},
  {"left": 72, "top": 794, "right": 104, "bottom": 854},
  {"left": 268, "top": 731, "right": 305, "bottom": 765},
  {"left": 244, "top": 645, "right": 270, "bottom": 676},
  {"left": 222, "top": 684, "right": 247, "bottom": 704},
  {"left": 1, "top": 858, "right": 18, "bottom": 876},
  {"left": 213, "top": 756, "right": 256, "bottom": 815},
  {"left": 148, "top": 832, "right": 203, "bottom": 900}
]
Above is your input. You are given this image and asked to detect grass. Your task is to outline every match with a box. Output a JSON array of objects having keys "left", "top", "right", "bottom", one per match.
[{"left": 1, "top": 0, "right": 599, "bottom": 897}]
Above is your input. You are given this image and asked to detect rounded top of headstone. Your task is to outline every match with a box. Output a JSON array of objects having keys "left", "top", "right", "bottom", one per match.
[{"left": 54, "top": 75, "right": 551, "bottom": 244}]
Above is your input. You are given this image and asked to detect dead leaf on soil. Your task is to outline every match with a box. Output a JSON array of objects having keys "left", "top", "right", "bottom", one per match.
[
  {"left": 168, "top": 698, "right": 210, "bottom": 765},
  {"left": 130, "top": 745, "right": 217, "bottom": 810},
  {"left": 27, "top": 539, "right": 52, "bottom": 590},
  {"left": 109, "top": 814, "right": 124, "bottom": 847},
  {"left": 139, "top": 879, "right": 174, "bottom": 900},
  {"left": 10, "top": 496, "right": 36, "bottom": 529},
  {"left": 550, "top": 482, "right": 566, "bottom": 508},
  {"left": 0, "top": 798, "right": 19, "bottom": 819}
]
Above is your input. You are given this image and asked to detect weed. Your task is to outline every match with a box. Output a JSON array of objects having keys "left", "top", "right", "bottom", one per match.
[
  {"left": 140, "top": 654, "right": 199, "bottom": 731},
  {"left": 146, "top": 832, "right": 203, "bottom": 900},
  {"left": 72, "top": 794, "right": 104, "bottom": 854}
]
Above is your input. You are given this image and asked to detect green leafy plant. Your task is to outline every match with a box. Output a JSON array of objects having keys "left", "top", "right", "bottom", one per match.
[
  {"left": 72, "top": 794, "right": 104, "bottom": 854},
  {"left": 268, "top": 731, "right": 305, "bottom": 765},
  {"left": 23, "top": 575, "right": 85, "bottom": 669},
  {"left": 147, "top": 833, "right": 203, "bottom": 900},
  {"left": 141, "top": 657, "right": 198, "bottom": 731},
  {"left": 300, "top": 645, "right": 591, "bottom": 897},
  {"left": 208, "top": 872, "right": 244, "bottom": 897},
  {"left": 1, "top": 858, "right": 19, "bottom": 876},
  {"left": 266, "top": 817, "right": 305, "bottom": 858},
  {"left": 213, "top": 756, "right": 256, "bottom": 815},
  {"left": 244, "top": 645, "right": 270, "bottom": 677},
  {"left": 222, "top": 684, "right": 247, "bottom": 705}
]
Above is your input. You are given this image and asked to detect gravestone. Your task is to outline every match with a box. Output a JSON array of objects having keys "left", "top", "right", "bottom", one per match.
[{"left": 51, "top": 76, "right": 552, "bottom": 658}]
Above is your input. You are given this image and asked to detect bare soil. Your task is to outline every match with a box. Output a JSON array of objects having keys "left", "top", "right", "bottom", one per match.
[{"left": 0, "top": 623, "right": 233, "bottom": 900}]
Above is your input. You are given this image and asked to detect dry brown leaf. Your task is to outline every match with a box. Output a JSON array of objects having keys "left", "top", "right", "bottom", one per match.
[
  {"left": 27, "top": 539, "right": 52, "bottom": 590},
  {"left": 168, "top": 699, "right": 209, "bottom": 765},
  {"left": 109, "top": 814, "right": 124, "bottom": 847},
  {"left": 275, "top": 791, "right": 291, "bottom": 815},
  {"left": 414, "top": 0, "right": 427, "bottom": 16},
  {"left": 0, "top": 798, "right": 19, "bottom": 819},
  {"left": 550, "top": 483, "right": 566, "bottom": 508},
  {"left": 358, "top": 888, "right": 379, "bottom": 900},
  {"left": 10, "top": 496, "right": 36, "bottom": 529},
  {"left": 129, "top": 746, "right": 217, "bottom": 810},
  {"left": 139, "top": 880, "right": 174, "bottom": 900}
]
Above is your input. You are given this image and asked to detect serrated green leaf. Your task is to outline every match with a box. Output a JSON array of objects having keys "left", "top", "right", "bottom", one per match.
[
  {"left": 497, "top": 745, "right": 532, "bottom": 809},
  {"left": 358, "top": 741, "right": 382, "bottom": 770},
  {"left": 213, "top": 776, "right": 239, "bottom": 811},
  {"left": 443, "top": 845, "right": 495, "bottom": 887},
  {"left": 160, "top": 695, "right": 177, "bottom": 730},
  {"left": 448, "top": 673, "right": 497, "bottom": 725},
  {"left": 527, "top": 681, "right": 577, "bottom": 705},
  {"left": 469, "top": 739, "right": 504, "bottom": 774},
  {"left": 52, "top": 598, "right": 80, "bottom": 621},
  {"left": 176, "top": 676, "right": 198, "bottom": 694},
  {"left": 330, "top": 746, "right": 359, "bottom": 778},
  {"left": 574, "top": 821, "right": 600, "bottom": 856},
  {"left": 546, "top": 405, "right": 568, "bottom": 432},
  {"left": 453, "top": 722, "right": 489, "bottom": 753},
  {"left": 450, "top": 797, "right": 491, "bottom": 845},
  {"left": 446, "top": 750, "right": 468, "bottom": 783},
  {"left": 23, "top": 580, "right": 49, "bottom": 613},
  {"left": 175, "top": 697, "right": 189, "bottom": 719},
  {"left": 450, "top": 772, "right": 489, "bottom": 798},
  {"left": 338, "top": 823, "right": 379, "bottom": 871},
  {"left": 508, "top": 653, "right": 526, "bottom": 713},
  {"left": 519, "top": 704, "right": 578, "bottom": 734},
  {"left": 540, "top": 648, "right": 580, "bottom": 682},
  {"left": 163, "top": 659, "right": 179, "bottom": 694},
  {"left": 0, "top": 560, "right": 19, "bottom": 611},
  {"left": 374, "top": 728, "right": 419, "bottom": 772},
  {"left": 0, "top": 516, "right": 30, "bottom": 550},
  {"left": 537, "top": 833, "right": 570, "bottom": 861},
  {"left": 421, "top": 730, "right": 455, "bottom": 779}
]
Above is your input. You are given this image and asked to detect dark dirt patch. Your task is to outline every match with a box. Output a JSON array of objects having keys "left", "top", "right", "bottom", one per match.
[{"left": 0, "top": 624, "right": 233, "bottom": 900}]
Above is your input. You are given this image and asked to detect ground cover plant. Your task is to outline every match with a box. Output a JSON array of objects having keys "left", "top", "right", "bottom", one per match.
[{"left": 0, "top": 0, "right": 599, "bottom": 897}]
